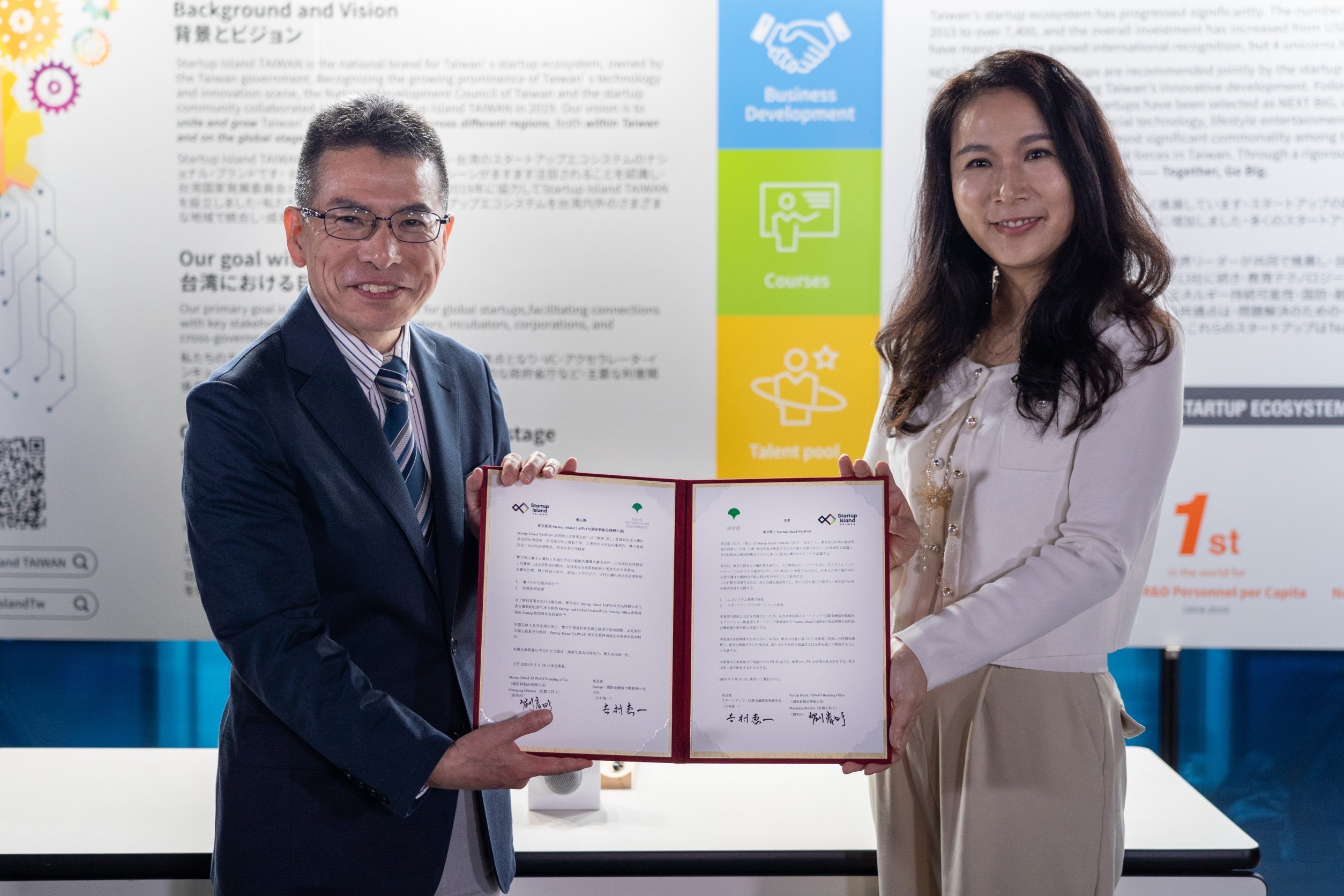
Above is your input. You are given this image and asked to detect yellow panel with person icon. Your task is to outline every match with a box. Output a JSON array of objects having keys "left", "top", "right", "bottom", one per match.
[{"left": 717, "top": 315, "right": 880, "bottom": 478}]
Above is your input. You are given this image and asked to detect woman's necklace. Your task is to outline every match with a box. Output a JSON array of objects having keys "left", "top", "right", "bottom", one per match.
[
  {"left": 972, "top": 325, "right": 1019, "bottom": 366},
  {"left": 972, "top": 265, "right": 1024, "bottom": 368},
  {"left": 913, "top": 265, "right": 1000, "bottom": 574},
  {"left": 918, "top": 421, "right": 954, "bottom": 512},
  {"left": 914, "top": 402, "right": 967, "bottom": 575}
]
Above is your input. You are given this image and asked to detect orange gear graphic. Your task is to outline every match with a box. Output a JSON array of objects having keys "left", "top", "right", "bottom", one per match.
[
  {"left": 71, "top": 26, "right": 107, "bottom": 65},
  {"left": 0, "top": 0, "right": 60, "bottom": 63},
  {"left": 1, "top": 66, "right": 42, "bottom": 192}
]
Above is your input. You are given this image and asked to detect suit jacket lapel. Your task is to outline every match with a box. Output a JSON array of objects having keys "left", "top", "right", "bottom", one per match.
[
  {"left": 412, "top": 325, "right": 465, "bottom": 611},
  {"left": 283, "top": 293, "right": 438, "bottom": 586}
]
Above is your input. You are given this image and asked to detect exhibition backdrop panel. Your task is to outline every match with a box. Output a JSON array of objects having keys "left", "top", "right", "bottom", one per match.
[
  {"left": 716, "top": 0, "right": 882, "bottom": 478},
  {"left": 0, "top": 0, "right": 1341, "bottom": 648},
  {"left": 879, "top": 1, "right": 1344, "bottom": 649}
]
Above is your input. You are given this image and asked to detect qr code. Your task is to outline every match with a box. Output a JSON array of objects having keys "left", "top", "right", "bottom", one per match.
[{"left": 0, "top": 437, "right": 46, "bottom": 529}]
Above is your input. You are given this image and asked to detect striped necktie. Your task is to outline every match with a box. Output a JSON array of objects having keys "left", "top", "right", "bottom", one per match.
[{"left": 375, "top": 356, "right": 433, "bottom": 543}]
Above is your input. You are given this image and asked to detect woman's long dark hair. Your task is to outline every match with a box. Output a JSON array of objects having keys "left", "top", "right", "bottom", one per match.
[{"left": 877, "top": 50, "right": 1174, "bottom": 435}]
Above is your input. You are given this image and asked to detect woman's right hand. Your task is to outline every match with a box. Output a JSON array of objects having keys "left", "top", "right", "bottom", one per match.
[{"left": 838, "top": 455, "right": 920, "bottom": 571}]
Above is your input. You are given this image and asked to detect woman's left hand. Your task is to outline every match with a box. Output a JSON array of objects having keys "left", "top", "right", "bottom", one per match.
[
  {"left": 842, "top": 638, "right": 927, "bottom": 775},
  {"left": 838, "top": 455, "right": 920, "bottom": 571},
  {"left": 465, "top": 452, "right": 578, "bottom": 537}
]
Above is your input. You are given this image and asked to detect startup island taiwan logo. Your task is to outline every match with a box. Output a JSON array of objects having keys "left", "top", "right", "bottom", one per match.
[{"left": 816, "top": 512, "right": 857, "bottom": 526}]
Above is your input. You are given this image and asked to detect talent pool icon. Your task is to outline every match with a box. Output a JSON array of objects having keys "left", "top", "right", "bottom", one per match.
[
  {"left": 760, "top": 182, "right": 839, "bottom": 253},
  {"left": 750, "top": 11, "right": 851, "bottom": 75},
  {"left": 751, "top": 345, "right": 846, "bottom": 426}
]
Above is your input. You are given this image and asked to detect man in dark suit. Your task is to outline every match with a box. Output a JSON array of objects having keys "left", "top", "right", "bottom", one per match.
[{"left": 183, "top": 95, "right": 588, "bottom": 895}]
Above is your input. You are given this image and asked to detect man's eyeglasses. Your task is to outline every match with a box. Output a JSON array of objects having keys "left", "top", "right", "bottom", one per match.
[{"left": 299, "top": 206, "right": 452, "bottom": 243}]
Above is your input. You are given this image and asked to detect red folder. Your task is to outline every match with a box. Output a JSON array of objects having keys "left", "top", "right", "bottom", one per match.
[{"left": 474, "top": 469, "right": 892, "bottom": 764}]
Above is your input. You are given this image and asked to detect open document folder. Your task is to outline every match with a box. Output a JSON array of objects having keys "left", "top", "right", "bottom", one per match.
[{"left": 475, "top": 470, "right": 892, "bottom": 764}]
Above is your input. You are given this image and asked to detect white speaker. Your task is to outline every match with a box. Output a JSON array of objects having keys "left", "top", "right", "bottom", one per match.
[{"left": 527, "top": 763, "right": 601, "bottom": 811}]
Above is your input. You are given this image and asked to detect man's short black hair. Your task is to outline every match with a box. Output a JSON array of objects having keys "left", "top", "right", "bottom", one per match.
[{"left": 294, "top": 94, "right": 448, "bottom": 210}]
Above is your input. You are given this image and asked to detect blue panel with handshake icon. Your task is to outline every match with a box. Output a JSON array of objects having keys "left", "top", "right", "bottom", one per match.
[{"left": 719, "top": 0, "right": 882, "bottom": 149}]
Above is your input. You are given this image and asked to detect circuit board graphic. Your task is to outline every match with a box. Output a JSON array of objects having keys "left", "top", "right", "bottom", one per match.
[{"left": 0, "top": 178, "right": 77, "bottom": 412}]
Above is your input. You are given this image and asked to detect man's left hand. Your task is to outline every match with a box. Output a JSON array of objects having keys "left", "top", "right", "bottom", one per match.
[{"left": 465, "top": 452, "right": 578, "bottom": 537}]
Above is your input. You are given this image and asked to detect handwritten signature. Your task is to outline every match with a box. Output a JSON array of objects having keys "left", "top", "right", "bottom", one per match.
[
  {"left": 726, "top": 712, "right": 774, "bottom": 725},
  {"left": 602, "top": 702, "right": 648, "bottom": 716},
  {"left": 808, "top": 710, "right": 846, "bottom": 727}
]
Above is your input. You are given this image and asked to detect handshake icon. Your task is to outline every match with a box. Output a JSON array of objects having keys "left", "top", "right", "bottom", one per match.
[{"left": 750, "top": 11, "right": 852, "bottom": 76}]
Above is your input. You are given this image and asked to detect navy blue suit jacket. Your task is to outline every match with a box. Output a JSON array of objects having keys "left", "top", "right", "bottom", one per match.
[{"left": 183, "top": 292, "right": 514, "bottom": 895}]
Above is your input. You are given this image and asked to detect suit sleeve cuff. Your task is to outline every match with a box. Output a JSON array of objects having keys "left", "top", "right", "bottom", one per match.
[{"left": 385, "top": 729, "right": 454, "bottom": 818}]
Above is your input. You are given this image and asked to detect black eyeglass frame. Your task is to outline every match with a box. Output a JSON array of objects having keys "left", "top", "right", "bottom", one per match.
[{"left": 299, "top": 206, "right": 454, "bottom": 243}]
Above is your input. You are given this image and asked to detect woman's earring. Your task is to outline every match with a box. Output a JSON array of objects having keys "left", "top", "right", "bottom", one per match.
[{"left": 990, "top": 265, "right": 1000, "bottom": 295}]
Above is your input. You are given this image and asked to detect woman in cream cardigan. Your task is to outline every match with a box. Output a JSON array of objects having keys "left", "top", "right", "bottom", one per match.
[{"left": 840, "top": 50, "right": 1183, "bottom": 896}]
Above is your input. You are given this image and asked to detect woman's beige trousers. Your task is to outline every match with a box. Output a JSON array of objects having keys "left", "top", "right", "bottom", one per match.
[{"left": 869, "top": 665, "right": 1143, "bottom": 896}]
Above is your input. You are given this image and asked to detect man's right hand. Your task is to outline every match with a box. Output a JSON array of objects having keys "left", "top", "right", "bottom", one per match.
[
  {"left": 465, "top": 453, "right": 578, "bottom": 538},
  {"left": 426, "top": 710, "right": 591, "bottom": 791}
]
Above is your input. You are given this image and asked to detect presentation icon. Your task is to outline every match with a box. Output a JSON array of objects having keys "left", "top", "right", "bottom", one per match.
[
  {"left": 750, "top": 11, "right": 852, "bottom": 75},
  {"left": 760, "top": 182, "right": 840, "bottom": 253},
  {"left": 750, "top": 346, "right": 847, "bottom": 426}
]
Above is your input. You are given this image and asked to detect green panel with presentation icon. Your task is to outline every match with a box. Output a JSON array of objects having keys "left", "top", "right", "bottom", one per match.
[{"left": 717, "top": 149, "right": 880, "bottom": 317}]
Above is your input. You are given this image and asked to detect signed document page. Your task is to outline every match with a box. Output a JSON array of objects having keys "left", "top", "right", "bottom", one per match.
[
  {"left": 688, "top": 479, "right": 889, "bottom": 761},
  {"left": 476, "top": 472, "right": 678, "bottom": 758}
]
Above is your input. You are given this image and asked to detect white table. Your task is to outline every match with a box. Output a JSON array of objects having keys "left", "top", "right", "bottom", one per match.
[{"left": 0, "top": 747, "right": 1262, "bottom": 893}]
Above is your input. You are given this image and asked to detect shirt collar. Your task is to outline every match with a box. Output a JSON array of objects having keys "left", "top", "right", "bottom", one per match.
[{"left": 310, "top": 291, "right": 415, "bottom": 391}]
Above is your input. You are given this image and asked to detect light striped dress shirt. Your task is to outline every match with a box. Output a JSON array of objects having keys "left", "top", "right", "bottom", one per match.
[
  {"left": 314, "top": 298, "right": 467, "bottom": 816},
  {"left": 311, "top": 295, "right": 434, "bottom": 482}
]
